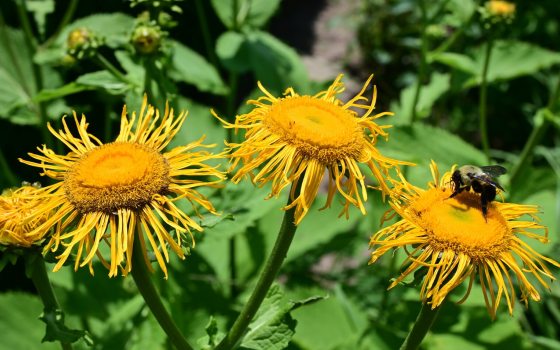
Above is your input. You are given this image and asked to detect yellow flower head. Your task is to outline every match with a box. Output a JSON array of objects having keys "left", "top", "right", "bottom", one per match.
[
  {"left": 20, "top": 96, "right": 225, "bottom": 278},
  {"left": 369, "top": 161, "right": 559, "bottom": 318},
  {"left": 486, "top": 0, "right": 516, "bottom": 17},
  {"left": 0, "top": 184, "right": 50, "bottom": 247},
  {"left": 215, "top": 74, "right": 411, "bottom": 225}
]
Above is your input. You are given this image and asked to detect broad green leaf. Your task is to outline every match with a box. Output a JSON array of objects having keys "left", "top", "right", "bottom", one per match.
[
  {"left": 442, "top": 0, "right": 476, "bottom": 26},
  {"left": 40, "top": 309, "right": 91, "bottom": 345},
  {"left": 240, "top": 284, "right": 324, "bottom": 350},
  {"left": 210, "top": 0, "right": 281, "bottom": 29},
  {"left": 467, "top": 41, "right": 560, "bottom": 87},
  {"left": 433, "top": 41, "right": 560, "bottom": 88},
  {"left": 35, "top": 13, "right": 135, "bottom": 64},
  {"left": 168, "top": 40, "right": 228, "bottom": 95},
  {"left": 34, "top": 83, "right": 93, "bottom": 102},
  {"left": 0, "top": 292, "right": 59, "bottom": 350},
  {"left": 247, "top": 31, "right": 309, "bottom": 93},
  {"left": 216, "top": 31, "right": 252, "bottom": 72},
  {"left": 26, "top": 0, "right": 55, "bottom": 38},
  {"left": 197, "top": 317, "right": 222, "bottom": 350},
  {"left": 391, "top": 72, "right": 451, "bottom": 124},
  {"left": 193, "top": 182, "right": 278, "bottom": 286},
  {"left": 428, "top": 52, "right": 478, "bottom": 75},
  {"left": 377, "top": 123, "right": 486, "bottom": 185},
  {"left": 114, "top": 50, "right": 145, "bottom": 88},
  {"left": 0, "top": 28, "right": 36, "bottom": 122},
  {"left": 75, "top": 71, "right": 130, "bottom": 95},
  {"left": 216, "top": 30, "right": 309, "bottom": 93},
  {"left": 290, "top": 287, "right": 367, "bottom": 350},
  {"left": 528, "top": 335, "right": 560, "bottom": 350},
  {"left": 127, "top": 315, "right": 166, "bottom": 350}
]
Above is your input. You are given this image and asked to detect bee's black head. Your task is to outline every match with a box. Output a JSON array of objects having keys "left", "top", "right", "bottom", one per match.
[{"left": 451, "top": 170, "right": 462, "bottom": 189}]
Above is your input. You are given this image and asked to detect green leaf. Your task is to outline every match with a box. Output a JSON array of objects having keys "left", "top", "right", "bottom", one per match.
[
  {"left": 391, "top": 72, "right": 451, "bottom": 124},
  {"left": 433, "top": 41, "right": 560, "bottom": 88},
  {"left": 40, "top": 309, "right": 92, "bottom": 345},
  {"left": 210, "top": 0, "right": 281, "bottom": 29},
  {"left": 197, "top": 317, "right": 222, "bottom": 350},
  {"left": 290, "top": 286, "right": 368, "bottom": 350},
  {"left": 168, "top": 96, "right": 227, "bottom": 148},
  {"left": 35, "top": 13, "right": 135, "bottom": 64},
  {"left": 216, "top": 31, "right": 252, "bottom": 72},
  {"left": 442, "top": 0, "right": 476, "bottom": 26},
  {"left": 75, "top": 71, "right": 130, "bottom": 94},
  {"left": 0, "top": 292, "right": 58, "bottom": 350},
  {"left": 216, "top": 30, "right": 309, "bottom": 93},
  {"left": 168, "top": 40, "right": 228, "bottom": 95},
  {"left": 26, "top": 0, "right": 55, "bottom": 38},
  {"left": 377, "top": 123, "right": 486, "bottom": 185},
  {"left": 428, "top": 52, "right": 478, "bottom": 75},
  {"left": 34, "top": 82, "right": 93, "bottom": 102},
  {"left": 240, "top": 284, "right": 324, "bottom": 350},
  {"left": 0, "top": 28, "right": 36, "bottom": 123}
]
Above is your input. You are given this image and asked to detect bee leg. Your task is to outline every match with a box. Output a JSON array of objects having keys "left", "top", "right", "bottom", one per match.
[
  {"left": 480, "top": 187, "right": 496, "bottom": 222},
  {"left": 449, "top": 186, "right": 465, "bottom": 198},
  {"left": 481, "top": 195, "right": 488, "bottom": 221}
]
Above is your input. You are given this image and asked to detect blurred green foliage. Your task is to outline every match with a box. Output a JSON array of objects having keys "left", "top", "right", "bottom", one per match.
[{"left": 1, "top": 0, "right": 560, "bottom": 349}]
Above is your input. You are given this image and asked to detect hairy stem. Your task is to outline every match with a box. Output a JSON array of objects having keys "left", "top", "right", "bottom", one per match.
[
  {"left": 399, "top": 302, "right": 441, "bottom": 350},
  {"left": 131, "top": 237, "right": 194, "bottom": 350},
  {"left": 216, "top": 190, "right": 299, "bottom": 350},
  {"left": 479, "top": 39, "right": 494, "bottom": 161},
  {"left": 27, "top": 253, "right": 74, "bottom": 350}
]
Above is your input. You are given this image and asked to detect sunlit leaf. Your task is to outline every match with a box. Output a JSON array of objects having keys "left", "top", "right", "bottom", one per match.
[
  {"left": 168, "top": 40, "right": 228, "bottom": 95},
  {"left": 210, "top": 0, "right": 281, "bottom": 29}
]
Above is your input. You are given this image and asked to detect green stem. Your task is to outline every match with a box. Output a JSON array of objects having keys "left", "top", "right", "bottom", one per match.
[
  {"left": 194, "top": 0, "right": 218, "bottom": 67},
  {"left": 41, "top": 0, "right": 79, "bottom": 48},
  {"left": 27, "top": 252, "right": 73, "bottom": 350},
  {"left": 479, "top": 39, "right": 493, "bottom": 161},
  {"left": 510, "top": 76, "right": 560, "bottom": 185},
  {"left": 130, "top": 237, "right": 194, "bottom": 350},
  {"left": 399, "top": 302, "right": 441, "bottom": 350},
  {"left": 231, "top": 0, "right": 240, "bottom": 30},
  {"left": 410, "top": 2, "right": 429, "bottom": 125},
  {"left": 216, "top": 190, "right": 299, "bottom": 350},
  {"left": 94, "top": 53, "right": 135, "bottom": 86},
  {"left": 15, "top": 0, "right": 54, "bottom": 148},
  {"left": 0, "top": 147, "right": 19, "bottom": 186},
  {"left": 432, "top": 11, "right": 475, "bottom": 55}
]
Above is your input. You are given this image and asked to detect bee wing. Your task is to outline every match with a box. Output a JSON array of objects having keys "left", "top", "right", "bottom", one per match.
[
  {"left": 480, "top": 165, "right": 507, "bottom": 177},
  {"left": 470, "top": 173, "right": 505, "bottom": 191}
]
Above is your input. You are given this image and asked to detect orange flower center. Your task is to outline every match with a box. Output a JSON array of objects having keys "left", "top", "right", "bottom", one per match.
[
  {"left": 65, "top": 142, "right": 170, "bottom": 213},
  {"left": 264, "top": 96, "right": 366, "bottom": 163},
  {"left": 407, "top": 188, "right": 512, "bottom": 261}
]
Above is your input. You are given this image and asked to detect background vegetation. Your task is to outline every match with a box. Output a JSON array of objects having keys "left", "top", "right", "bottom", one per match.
[{"left": 0, "top": 0, "right": 559, "bottom": 349}]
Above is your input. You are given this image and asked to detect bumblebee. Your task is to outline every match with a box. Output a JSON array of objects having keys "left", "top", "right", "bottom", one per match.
[{"left": 449, "top": 165, "right": 507, "bottom": 219}]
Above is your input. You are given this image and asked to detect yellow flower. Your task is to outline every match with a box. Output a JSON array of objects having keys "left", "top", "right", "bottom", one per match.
[
  {"left": 0, "top": 184, "right": 50, "bottom": 247},
  {"left": 214, "top": 74, "right": 411, "bottom": 225},
  {"left": 20, "top": 96, "right": 225, "bottom": 278},
  {"left": 369, "top": 161, "right": 559, "bottom": 318},
  {"left": 486, "top": 0, "right": 516, "bottom": 17}
]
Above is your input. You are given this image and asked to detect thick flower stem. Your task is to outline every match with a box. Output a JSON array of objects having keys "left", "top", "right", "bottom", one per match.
[
  {"left": 130, "top": 239, "right": 194, "bottom": 350},
  {"left": 216, "top": 192, "right": 299, "bottom": 350},
  {"left": 510, "top": 75, "right": 560, "bottom": 185},
  {"left": 27, "top": 252, "right": 73, "bottom": 350},
  {"left": 410, "top": 2, "right": 429, "bottom": 125},
  {"left": 479, "top": 39, "right": 494, "bottom": 161},
  {"left": 399, "top": 302, "right": 441, "bottom": 350}
]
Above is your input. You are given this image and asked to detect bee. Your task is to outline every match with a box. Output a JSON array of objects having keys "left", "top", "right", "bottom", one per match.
[{"left": 449, "top": 165, "right": 507, "bottom": 220}]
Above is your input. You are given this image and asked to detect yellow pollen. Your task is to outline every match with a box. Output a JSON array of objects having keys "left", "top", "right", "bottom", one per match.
[
  {"left": 264, "top": 96, "right": 365, "bottom": 162},
  {"left": 407, "top": 188, "right": 512, "bottom": 261},
  {"left": 65, "top": 142, "right": 170, "bottom": 213}
]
